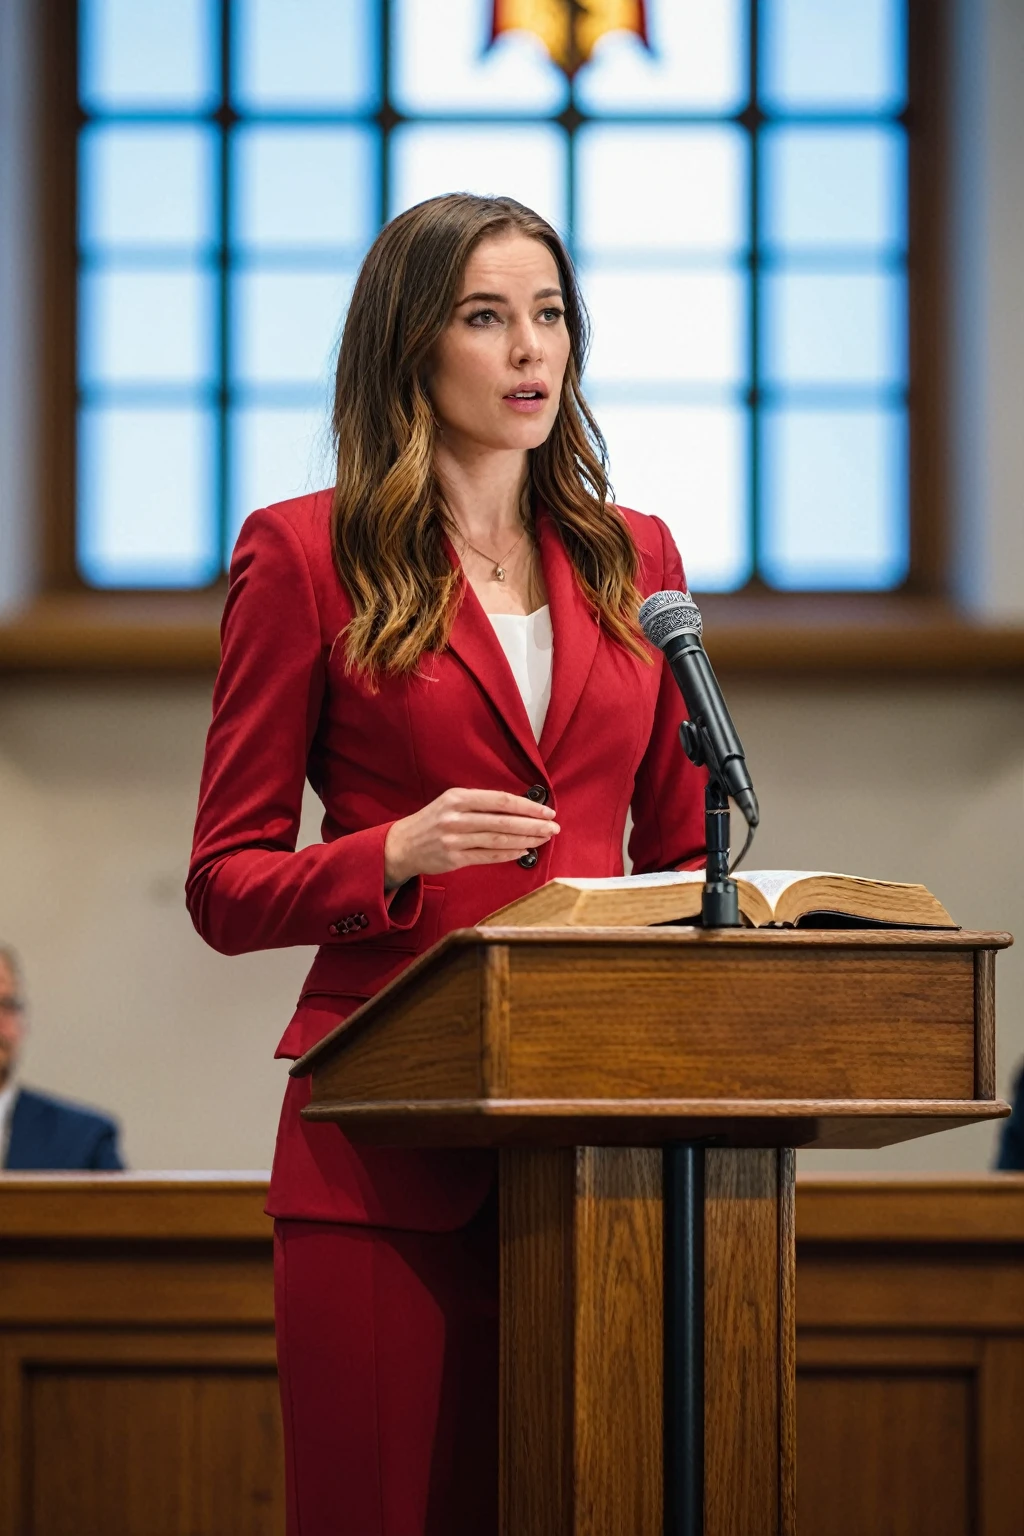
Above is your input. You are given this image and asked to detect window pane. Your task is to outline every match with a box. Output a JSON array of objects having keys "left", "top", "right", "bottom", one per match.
[
  {"left": 391, "top": 0, "right": 567, "bottom": 114},
  {"left": 80, "top": 126, "right": 217, "bottom": 251},
  {"left": 80, "top": 268, "right": 215, "bottom": 386},
  {"left": 78, "top": 405, "right": 217, "bottom": 587},
  {"left": 762, "top": 127, "right": 905, "bottom": 252},
  {"left": 576, "top": 0, "right": 744, "bottom": 114},
  {"left": 761, "top": 407, "right": 908, "bottom": 588},
  {"left": 577, "top": 127, "right": 746, "bottom": 257},
  {"left": 583, "top": 269, "right": 745, "bottom": 385},
  {"left": 594, "top": 402, "right": 748, "bottom": 591},
  {"left": 389, "top": 125, "right": 567, "bottom": 231},
  {"left": 763, "top": 270, "right": 905, "bottom": 387},
  {"left": 233, "top": 0, "right": 379, "bottom": 111},
  {"left": 233, "top": 268, "right": 355, "bottom": 386},
  {"left": 233, "top": 127, "right": 378, "bottom": 253},
  {"left": 80, "top": 0, "right": 217, "bottom": 110},
  {"left": 762, "top": 0, "right": 905, "bottom": 112},
  {"left": 230, "top": 407, "right": 330, "bottom": 546}
]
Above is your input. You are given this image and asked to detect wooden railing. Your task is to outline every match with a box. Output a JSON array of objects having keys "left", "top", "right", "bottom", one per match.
[{"left": 1, "top": 1172, "right": 1022, "bottom": 1535}]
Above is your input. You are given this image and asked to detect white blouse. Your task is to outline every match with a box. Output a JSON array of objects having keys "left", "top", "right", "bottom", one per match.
[{"left": 487, "top": 604, "right": 554, "bottom": 742}]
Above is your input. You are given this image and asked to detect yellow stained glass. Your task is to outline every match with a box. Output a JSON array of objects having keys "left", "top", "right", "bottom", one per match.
[{"left": 490, "top": 0, "right": 649, "bottom": 77}]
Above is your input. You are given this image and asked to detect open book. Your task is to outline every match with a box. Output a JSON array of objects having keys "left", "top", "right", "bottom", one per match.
[{"left": 480, "top": 869, "right": 957, "bottom": 930}]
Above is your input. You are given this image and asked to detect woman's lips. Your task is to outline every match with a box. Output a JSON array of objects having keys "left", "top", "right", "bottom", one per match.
[{"left": 502, "top": 389, "right": 548, "bottom": 414}]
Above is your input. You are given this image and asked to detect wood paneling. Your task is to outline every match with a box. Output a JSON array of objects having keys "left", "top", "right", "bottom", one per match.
[
  {"left": 572, "top": 1149, "right": 663, "bottom": 1536},
  {"left": 24, "top": 1362, "right": 282, "bottom": 1536},
  {"left": 507, "top": 948, "right": 975, "bottom": 1100},
  {"left": 482, "top": 943, "right": 511, "bottom": 1096},
  {"left": 3, "top": 1174, "right": 1024, "bottom": 1536},
  {"left": 306, "top": 943, "right": 483, "bottom": 1102},
  {"left": 796, "top": 1173, "right": 1024, "bottom": 1536},
  {"left": 0, "top": 1177, "right": 279, "bottom": 1536},
  {"left": 975, "top": 950, "right": 998, "bottom": 1098},
  {"left": 300, "top": 929, "right": 1010, "bottom": 1151},
  {"left": 703, "top": 1149, "right": 794, "bottom": 1536},
  {"left": 499, "top": 1148, "right": 793, "bottom": 1536},
  {"left": 797, "top": 1373, "right": 972, "bottom": 1536},
  {"left": 498, "top": 1147, "right": 664, "bottom": 1536}
]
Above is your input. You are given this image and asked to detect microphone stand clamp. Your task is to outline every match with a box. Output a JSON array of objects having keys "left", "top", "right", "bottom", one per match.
[{"left": 679, "top": 720, "right": 741, "bottom": 929}]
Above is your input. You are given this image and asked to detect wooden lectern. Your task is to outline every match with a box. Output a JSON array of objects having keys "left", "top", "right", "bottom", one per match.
[{"left": 293, "top": 926, "right": 1011, "bottom": 1536}]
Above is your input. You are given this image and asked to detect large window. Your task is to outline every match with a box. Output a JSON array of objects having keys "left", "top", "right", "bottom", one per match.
[{"left": 76, "top": 0, "right": 910, "bottom": 593}]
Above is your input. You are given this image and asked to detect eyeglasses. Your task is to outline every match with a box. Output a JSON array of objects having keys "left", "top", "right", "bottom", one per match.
[{"left": 0, "top": 996, "right": 25, "bottom": 1015}]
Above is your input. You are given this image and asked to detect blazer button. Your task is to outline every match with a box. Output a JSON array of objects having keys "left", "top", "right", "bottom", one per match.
[
  {"left": 518, "top": 848, "right": 539, "bottom": 870},
  {"left": 525, "top": 784, "right": 549, "bottom": 804}
]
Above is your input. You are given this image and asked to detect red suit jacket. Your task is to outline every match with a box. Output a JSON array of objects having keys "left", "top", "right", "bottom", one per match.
[{"left": 187, "top": 491, "right": 706, "bottom": 1228}]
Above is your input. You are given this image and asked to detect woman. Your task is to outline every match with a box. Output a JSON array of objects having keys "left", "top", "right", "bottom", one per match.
[{"left": 188, "top": 192, "right": 706, "bottom": 1535}]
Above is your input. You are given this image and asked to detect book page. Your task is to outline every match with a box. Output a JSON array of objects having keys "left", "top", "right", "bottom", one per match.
[
  {"left": 559, "top": 870, "right": 706, "bottom": 891},
  {"left": 738, "top": 870, "right": 841, "bottom": 908}
]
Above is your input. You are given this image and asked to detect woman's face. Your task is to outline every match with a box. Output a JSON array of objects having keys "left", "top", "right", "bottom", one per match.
[{"left": 428, "top": 233, "right": 572, "bottom": 454}]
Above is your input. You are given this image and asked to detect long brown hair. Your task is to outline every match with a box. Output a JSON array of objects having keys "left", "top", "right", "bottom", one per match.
[{"left": 330, "top": 193, "right": 648, "bottom": 680}]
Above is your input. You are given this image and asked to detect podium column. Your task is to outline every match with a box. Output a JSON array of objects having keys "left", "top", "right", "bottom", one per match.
[{"left": 498, "top": 1146, "right": 796, "bottom": 1536}]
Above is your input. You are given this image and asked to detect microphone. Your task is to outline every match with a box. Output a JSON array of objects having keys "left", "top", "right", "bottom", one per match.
[{"left": 638, "top": 589, "right": 759, "bottom": 831}]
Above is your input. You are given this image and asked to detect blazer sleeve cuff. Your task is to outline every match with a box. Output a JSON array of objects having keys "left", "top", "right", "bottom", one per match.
[{"left": 321, "top": 821, "right": 424, "bottom": 942}]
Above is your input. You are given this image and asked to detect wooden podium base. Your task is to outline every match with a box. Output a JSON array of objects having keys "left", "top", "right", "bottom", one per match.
[
  {"left": 500, "top": 1146, "right": 796, "bottom": 1536},
  {"left": 295, "top": 928, "right": 1010, "bottom": 1533}
]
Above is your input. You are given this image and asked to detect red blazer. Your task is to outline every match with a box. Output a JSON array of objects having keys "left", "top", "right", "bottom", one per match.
[{"left": 187, "top": 490, "right": 706, "bottom": 1228}]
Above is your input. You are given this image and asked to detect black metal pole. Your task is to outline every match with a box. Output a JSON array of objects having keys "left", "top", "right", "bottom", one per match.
[
  {"left": 701, "top": 778, "right": 740, "bottom": 928},
  {"left": 664, "top": 1143, "right": 705, "bottom": 1536}
]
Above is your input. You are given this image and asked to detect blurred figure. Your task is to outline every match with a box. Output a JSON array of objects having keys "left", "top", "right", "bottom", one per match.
[
  {"left": 996, "top": 1064, "right": 1024, "bottom": 1170},
  {"left": 0, "top": 944, "right": 124, "bottom": 1170}
]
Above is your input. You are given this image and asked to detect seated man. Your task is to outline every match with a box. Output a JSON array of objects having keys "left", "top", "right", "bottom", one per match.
[
  {"left": 0, "top": 943, "right": 124, "bottom": 1171},
  {"left": 996, "top": 1063, "right": 1024, "bottom": 1171}
]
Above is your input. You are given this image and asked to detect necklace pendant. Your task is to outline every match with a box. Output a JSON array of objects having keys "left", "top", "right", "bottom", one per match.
[{"left": 495, "top": 566, "right": 506, "bottom": 581}]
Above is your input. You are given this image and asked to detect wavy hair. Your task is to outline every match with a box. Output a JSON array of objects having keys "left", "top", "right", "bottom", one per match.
[{"left": 330, "top": 192, "right": 649, "bottom": 680}]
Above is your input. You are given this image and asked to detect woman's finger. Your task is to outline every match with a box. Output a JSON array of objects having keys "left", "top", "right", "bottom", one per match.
[
  {"left": 445, "top": 813, "right": 559, "bottom": 838},
  {"left": 442, "top": 832, "right": 541, "bottom": 852},
  {"left": 450, "top": 788, "right": 557, "bottom": 819}
]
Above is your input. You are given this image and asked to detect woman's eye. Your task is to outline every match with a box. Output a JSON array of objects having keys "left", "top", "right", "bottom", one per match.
[
  {"left": 467, "top": 308, "right": 500, "bottom": 326},
  {"left": 539, "top": 306, "right": 565, "bottom": 324}
]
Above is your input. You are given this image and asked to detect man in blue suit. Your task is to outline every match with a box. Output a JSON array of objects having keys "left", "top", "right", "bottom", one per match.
[
  {"left": 996, "top": 1064, "right": 1024, "bottom": 1170},
  {"left": 0, "top": 944, "right": 124, "bottom": 1171}
]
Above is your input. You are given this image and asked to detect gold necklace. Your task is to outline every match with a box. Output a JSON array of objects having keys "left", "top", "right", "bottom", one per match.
[{"left": 459, "top": 525, "right": 528, "bottom": 583}]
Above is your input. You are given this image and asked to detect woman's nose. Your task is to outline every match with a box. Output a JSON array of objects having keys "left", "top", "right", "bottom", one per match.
[{"left": 511, "top": 329, "right": 542, "bottom": 365}]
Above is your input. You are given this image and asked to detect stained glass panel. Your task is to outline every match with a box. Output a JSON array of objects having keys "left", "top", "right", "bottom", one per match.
[
  {"left": 761, "top": 406, "right": 908, "bottom": 588},
  {"left": 74, "top": 0, "right": 910, "bottom": 593},
  {"left": 78, "top": 406, "right": 218, "bottom": 587}
]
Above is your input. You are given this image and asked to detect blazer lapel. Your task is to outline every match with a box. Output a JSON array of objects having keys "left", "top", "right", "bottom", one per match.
[
  {"left": 442, "top": 506, "right": 600, "bottom": 772},
  {"left": 535, "top": 507, "right": 600, "bottom": 761},
  {"left": 444, "top": 540, "right": 547, "bottom": 779}
]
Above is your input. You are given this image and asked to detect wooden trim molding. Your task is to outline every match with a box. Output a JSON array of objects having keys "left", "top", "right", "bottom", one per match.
[
  {"left": 2, "top": 594, "right": 1024, "bottom": 677},
  {"left": 0, "top": 1172, "right": 272, "bottom": 1240},
  {"left": 795, "top": 1174, "right": 1024, "bottom": 1243}
]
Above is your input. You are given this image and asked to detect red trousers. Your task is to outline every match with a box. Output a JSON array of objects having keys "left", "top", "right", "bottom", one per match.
[{"left": 274, "top": 1195, "right": 498, "bottom": 1535}]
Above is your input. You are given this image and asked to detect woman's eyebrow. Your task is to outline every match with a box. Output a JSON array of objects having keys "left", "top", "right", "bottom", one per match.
[
  {"left": 455, "top": 291, "right": 506, "bottom": 306},
  {"left": 454, "top": 286, "right": 564, "bottom": 307}
]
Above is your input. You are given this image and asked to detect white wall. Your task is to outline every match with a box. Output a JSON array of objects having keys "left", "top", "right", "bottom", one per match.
[{"left": 0, "top": 677, "right": 1020, "bottom": 1172}]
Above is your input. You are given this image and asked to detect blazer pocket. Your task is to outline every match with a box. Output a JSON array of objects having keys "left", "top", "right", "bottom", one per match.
[
  {"left": 297, "top": 884, "right": 447, "bottom": 1000},
  {"left": 275, "top": 992, "right": 367, "bottom": 1061}
]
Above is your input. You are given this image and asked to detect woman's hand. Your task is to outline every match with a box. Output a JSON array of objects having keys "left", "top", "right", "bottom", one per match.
[{"left": 383, "top": 788, "right": 559, "bottom": 890}]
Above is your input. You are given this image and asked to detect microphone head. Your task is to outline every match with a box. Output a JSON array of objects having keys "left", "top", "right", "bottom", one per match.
[{"left": 638, "top": 589, "right": 703, "bottom": 650}]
